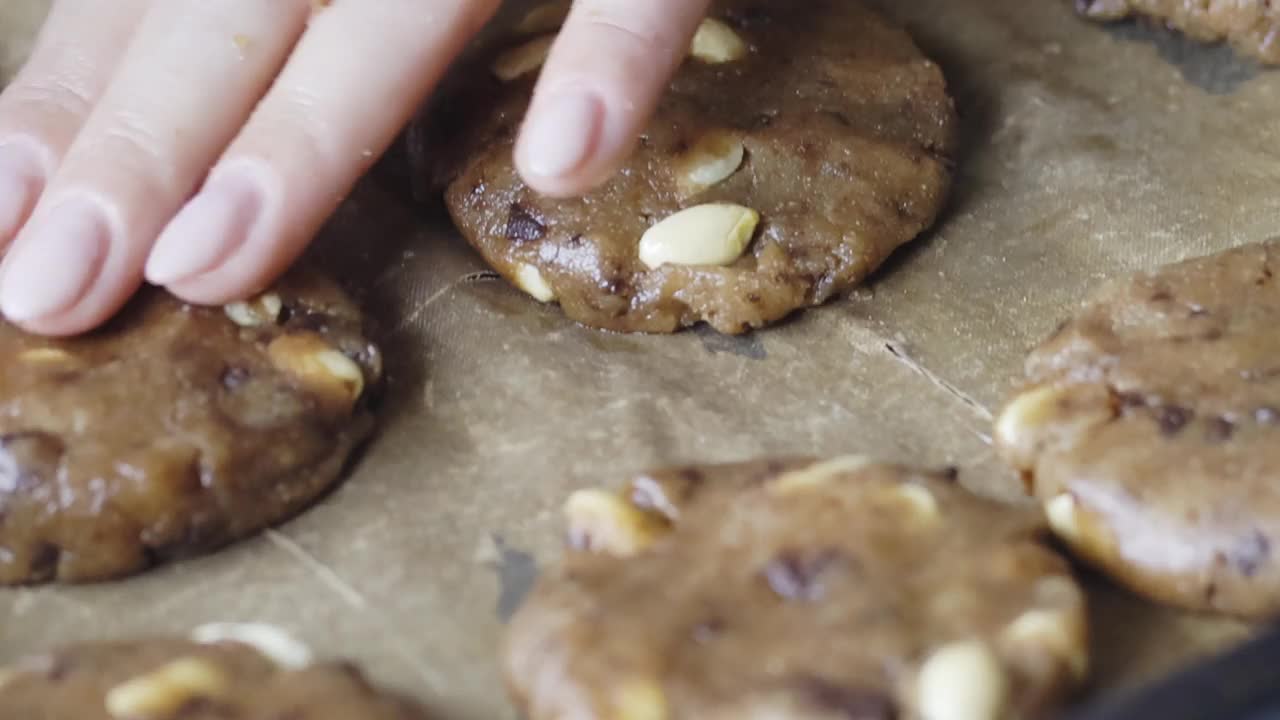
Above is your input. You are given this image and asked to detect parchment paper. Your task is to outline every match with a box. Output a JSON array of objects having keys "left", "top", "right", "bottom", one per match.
[{"left": 2, "top": 1, "right": 1278, "bottom": 717}]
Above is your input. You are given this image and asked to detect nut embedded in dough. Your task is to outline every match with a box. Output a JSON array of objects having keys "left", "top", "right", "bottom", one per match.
[
  {"left": 564, "top": 488, "right": 669, "bottom": 557},
  {"left": 994, "top": 385, "right": 1072, "bottom": 464},
  {"left": 916, "top": 640, "right": 1010, "bottom": 720},
  {"left": 191, "top": 622, "right": 314, "bottom": 670},
  {"left": 1001, "top": 605, "right": 1090, "bottom": 680},
  {"left": 267, "top": 332, "right": 366, "bottom": 411},
  {"left": 516, "top": 1, "right": 571, "bottom": 34},
  {"left": 676, "top": 131, "right": 745, "bottom": 197},
  {"left": 105, "top": 657, "right": 230, "bottom": 720},
  {"left": 224, "top": 292, "right": 284, "bottom": 328},
  {"left": 689, "top": 18, "right": 748, "bottom": 63},
  {"left": 613, "top": 677, "right": 668, "bottom": 720},
  {"left": 890, "top": 483, "right": 941, "bottom": 523},
  {"left": 1044, "top": 494, "right": 1083, "bottom": 544},
  {"left": 514, "top": 264, "right": 557, "bottom": 303},
  {"left": 638, "top": 203, "right": 760, "bottom": 270},
  {"left": 492, "top": 35, "right": 555, "bottom": 82},
  {"left": 770, "top": 455, "right": 875, "bottom": 494},
  {"left": 17, "top": 348, "right": 75, "bottom": 364}
]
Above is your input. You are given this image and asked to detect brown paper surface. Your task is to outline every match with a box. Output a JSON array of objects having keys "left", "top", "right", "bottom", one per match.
[{"left": 2, "top": 1, "right": 1277, "bottom": 716}]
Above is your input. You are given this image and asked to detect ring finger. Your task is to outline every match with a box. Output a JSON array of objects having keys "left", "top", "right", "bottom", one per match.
[
  {"left": 0, "top": 0, "right": 311, "bottom": 334},
  {"left": 0, "top": 0, "right": 150, "bottom": 246}
]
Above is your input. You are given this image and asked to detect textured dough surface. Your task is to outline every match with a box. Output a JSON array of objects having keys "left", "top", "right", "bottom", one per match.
[
  {"left": 0, "top": 273, "right": 382, "bottom": 584},
  {"left": 996, "top": 239, "right": 1280, "bottom": 617},
  {"left": 505, "top": 458, "right": 1088, "bottom": 720},
  {"left": 1076, "top": 0, "right": 1280, "bottom": 64},
  {"left": 0, "top": 637, "right": 429, "bottom": 718},
  {"left": 439, "top": 0, "right": 957, "bottom": 334}
]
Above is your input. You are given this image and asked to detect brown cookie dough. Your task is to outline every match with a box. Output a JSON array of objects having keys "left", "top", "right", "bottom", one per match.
[
  {"left": 1076, "top": 0, "right": 1280, "bottom": 64},
  {"left": 437, "top": 0, "right": 957, "bottom": 334},
  {"left": 0, "top": 625, "right": 428, "bottom": 718},
  {"left": 996, "top": 239, "right": 1280, "bottom": 617},
  {"left": 504, "top": 457, "right": 1088, "bottom": 720},
  {"left": 0, "top": 273, "right": 382, "bottom": 584}
]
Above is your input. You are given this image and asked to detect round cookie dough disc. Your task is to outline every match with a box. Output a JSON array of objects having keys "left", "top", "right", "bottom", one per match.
[
  {"left": 504, "top": 458, "right": 1088, "bottom": 720},
  {"left": 1076, "top": 0, "right": 1280, "bottom": 65},
  {"left": 0, "top": 273, "right": 382, "bottom": 584},
  {"left": 0, "top": 633, "right": 429, "bottom": 718},
  {"left": 440, "top": 0, "right": 957, "bottom": 334},
  {"left": 996, "top": 239, "right": 1280, "bottom": 617}
]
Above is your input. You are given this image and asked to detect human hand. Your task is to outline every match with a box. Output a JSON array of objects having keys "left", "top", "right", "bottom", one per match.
[{"left": 0, "top": 0, "right": 710, "bottom": 335}]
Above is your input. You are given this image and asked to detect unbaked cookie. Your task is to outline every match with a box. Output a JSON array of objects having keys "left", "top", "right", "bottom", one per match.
[
  {"left": 1076, "top": 0, "right": 1280, "bottom": 65},
  {"left": 996, "top": 239, "right": 1280, "bottom": 617},
  {"left": 0, "top": 623, "right": 428, "bottom": 718},
  {"left": 0, "top": 273, "right": 382, "bottom": 584},
  {"left": 437, "top": 0, "right": 957, "bottom": 334},
  {"left": 504, "top": 458, "right": 1088, "bottom": 720}
]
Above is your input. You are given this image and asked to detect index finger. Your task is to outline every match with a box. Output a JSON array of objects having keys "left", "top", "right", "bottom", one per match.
[{"left": 514, "top": 0, "right": 712, "bottom": 198}]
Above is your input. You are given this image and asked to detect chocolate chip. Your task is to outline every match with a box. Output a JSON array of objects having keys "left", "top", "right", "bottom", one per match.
[
  {"left": 220, "top": 366, "right": 250, "bottom": 390},
  {"left": 0, "top": 432, "right": 66, "bottom": 494},
  {"left": 1116, "top": 392, "right": 1149, "bottom": 409},
  {"left": 1155, "top": 406, "right": 1193, "bottom": 436},
  {"left": 800, "top": 677, "right": 896, "bottom": 719},
  {"left": 504, "top": 203, "right": 546, "bottom": 244},
  {"left": 27, "top": 542, "right": 61, "bottom": 580},
  {"left": 1149, "top": 289, "right": 1173, "bottom": 302},
  {"left": 1256, "top": 407, "right": 1280, "bottom": 425},
  {"left": 692, "top": 618, "right": 725, "bottom": 643},
  {"left": 824, "top": 110, "right": 853, "bottom": 127},
  {"left": 1205, "top": 417, "right": 1236, "bottom": 443},
  {"left": 765, "top": 548, "right": 842, "bottom": 601},
  {"left": 940, "top": 466, "right": 960, "bottom": 483},
  {"left": 1234, "top": 532, "right": 1272, "bottom": 577}
]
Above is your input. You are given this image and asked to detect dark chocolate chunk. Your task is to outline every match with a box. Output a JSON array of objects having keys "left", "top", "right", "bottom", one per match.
[
  {"left": 801, "top": 676, "right": 897, "bottom": 720},
  {"left": 505, "top": 203, "right": 547, "bottom": 244},
  {"left": 1155, "top": 406, "right": 1193, "bottom": 436},
  {"left": 1205, "top": 417, "right": 1236, "bottom": 443},
  {"left": 1233, "top": 532, "right": 1272, "bottom": 578},
  {"left": 765, "top": 548, "right": 842, "bottom": 601}
]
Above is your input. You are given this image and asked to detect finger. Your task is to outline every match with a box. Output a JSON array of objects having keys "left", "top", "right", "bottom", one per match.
[
  {"left": 0, "top": 0, "right": 312, "bottom": 335},
  {"left": 514, "top": 0, "right": 712, "bottom": 197},
  {"left": 156, "top": 0, "right": 500, "bottom": 304},
  {"left": 0, "top": 0, "right": 149, "bottom": 246}
]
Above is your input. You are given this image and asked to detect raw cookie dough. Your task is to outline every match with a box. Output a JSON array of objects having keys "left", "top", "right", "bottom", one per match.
[
  {"left": 0, "top": 273, "right": 382, "bottom": 584},
  {"left": 996, "top": 239, "right": 1280, "bottom": 617},
  {"left": 438, "top": 0, "right": 957, "bottom": 334},
  {"left": 1076, "top": 0, "right": 1280, "bottom": 64},
  {"left": 0, "top": 626, "right": 428, "bottom": 718},
  {"left": 504, "top": 458, "right": 1088, "bottom": 720}
]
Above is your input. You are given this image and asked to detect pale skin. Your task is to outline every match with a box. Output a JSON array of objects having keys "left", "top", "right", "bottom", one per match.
[{"left": 0, "top": 0, "right": 711, "bottom": 336}]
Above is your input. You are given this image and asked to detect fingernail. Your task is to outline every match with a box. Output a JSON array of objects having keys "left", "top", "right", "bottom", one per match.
[
  {"left": 519, "top": 90, "right": 602, "bottom": 178},
  {"left": 0, "top": 143, "right": 45, "bottom": 242},
  {"left": 145, "top": 167, "right": 263, "bottom": 285},
  {"left": 0, "top": 197, "right": 108, "bottom": 322}
]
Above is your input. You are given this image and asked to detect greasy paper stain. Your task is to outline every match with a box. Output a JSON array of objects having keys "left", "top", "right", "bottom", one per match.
[
  {"left": 695, "top": 324, "right": 768, "bottom": 360},
  {"left": 1103, "top": 19, "right": 1260, "bottom": 94},
  {"left": 489, "top": 536, "right": 539, "bottom": 622}
]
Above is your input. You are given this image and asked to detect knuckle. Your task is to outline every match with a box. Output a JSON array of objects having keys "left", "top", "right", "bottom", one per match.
[
  {"left": 0, "top": 74, "right": 96, "bottom": 130},
  {"left": 91, "top": 110, "right": 181, "bottom": 191},
  {"left": 243, "top": 89, "right": 343, "bottom": 178},
  {"left": 582, "top": 15, "right": 674, "bottom": 54}
]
